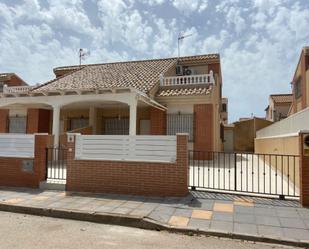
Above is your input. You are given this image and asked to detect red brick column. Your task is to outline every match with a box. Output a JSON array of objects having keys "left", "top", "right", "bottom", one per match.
[
  {"left": 176, "top": 133, "right": 189, "bottom": 195},
  {"left": 150, "top": 107, "right": 166, "bottom": 135},
  {"left": 299, "top": 132, "right": 309, "bottom": 207},
  {"left": 34, "top": 134, "right": 54, "bottom": 182},
  {"left": 194, "top": 104, "right": 213, "bottom": 159},
  {"left": 27, "top": 109, "right": 39, "bottom": 134},
  {"left": 0, "top": 109, "right": 8, "bottom": 133}
]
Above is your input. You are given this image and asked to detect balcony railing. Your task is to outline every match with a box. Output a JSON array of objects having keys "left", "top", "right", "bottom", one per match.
[
  {"left": 160, "top": 71, "right": 215, "bottom": 86},
  {"left": 3, "top": 84, "right": 35, "bottom": 94}
]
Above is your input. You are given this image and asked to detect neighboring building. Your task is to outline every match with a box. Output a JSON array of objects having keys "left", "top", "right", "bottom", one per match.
[
  {"left": 289, "top": 46, "right": 309, "bottom": 115},
  {"left": 0, "top": 54, "right": 224, "bottom": 152},
  {"left": 265, "top": 94, "right": 292, "bottom": 122},
  {"left": 232, "top": 117, "right": 272, "bottom": 152},
  {"left": 0, "top": 73, "right": 27, "bottom": 92},
  {"left": 221, "top": 97, "right": 228, "bottom": 125}
]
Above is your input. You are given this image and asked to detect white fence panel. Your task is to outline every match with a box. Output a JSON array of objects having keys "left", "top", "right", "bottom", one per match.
[
  {"left": 257, "top": 107, "right": 309, "bottom": 138},
  {"left": 0, "top": 134, "right": 35, "bottom": 158},
  {"left": 75, "top": 135, "right": 177, "bottom": 162}
]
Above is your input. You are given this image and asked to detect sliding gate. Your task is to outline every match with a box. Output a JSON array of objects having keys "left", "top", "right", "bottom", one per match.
[{"left": 189, "top": 151, "right": 300, "bottom": 199}]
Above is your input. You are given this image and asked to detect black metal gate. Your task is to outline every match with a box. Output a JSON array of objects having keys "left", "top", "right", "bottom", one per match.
[
  {"left": 189, "top": 151, "right": 300, "bottom": 199},
  {"left": 45, "top": 147, "right": 67, "bottom": 180}
]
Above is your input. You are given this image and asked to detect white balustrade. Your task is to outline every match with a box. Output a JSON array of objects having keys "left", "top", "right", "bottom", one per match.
[
  {"left": 3, "top": 84, "right": 35, "bottom": 94},
  {"left": 160, "top": 72, "right": 215, "bottom": 86}
]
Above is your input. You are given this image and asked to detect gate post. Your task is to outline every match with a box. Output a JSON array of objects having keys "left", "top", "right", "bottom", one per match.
[{"left": 299, "top": 131, "right": 309, "bottom": 207}]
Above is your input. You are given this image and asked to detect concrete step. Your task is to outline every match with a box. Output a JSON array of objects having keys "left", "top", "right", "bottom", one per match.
[{"left": 39, "top": 179, "right": 66, "bottom": 191}]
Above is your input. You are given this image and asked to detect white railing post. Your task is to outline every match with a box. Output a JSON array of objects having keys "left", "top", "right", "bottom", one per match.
[
  {"left": 52, "top": 105, "right": 61, "bottom": 147},
  {"left": 129, "top": 100, "right": 137, "bottom": 136}
]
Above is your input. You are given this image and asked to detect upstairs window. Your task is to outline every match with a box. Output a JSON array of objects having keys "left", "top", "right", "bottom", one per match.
[
  {"left": 295, "top": 77, "right": 302, "bottom": 99},
  {"left": 222, "top": 103, "right": 227, "bottom": 112},
  {"left": 167, "top": 114, "right": 194, "bottom": 141}
]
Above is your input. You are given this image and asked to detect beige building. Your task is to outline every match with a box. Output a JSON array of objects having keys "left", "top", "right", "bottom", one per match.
[
  {"left": 265, "top": 94, "right": 292, "bottom": 122},
  {"left": 289, "top": 46, "right": 309, "bottom": 115}
]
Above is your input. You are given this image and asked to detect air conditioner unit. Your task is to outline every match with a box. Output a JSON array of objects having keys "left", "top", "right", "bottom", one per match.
[
  {"left": 176, "top": 65, "right": 183, "bottom": 76},
  {"left": 184, "top": 68, "right": 192, "bottom": 75}
]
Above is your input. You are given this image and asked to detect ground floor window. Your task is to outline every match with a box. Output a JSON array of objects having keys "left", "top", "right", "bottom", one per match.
[
  {"left": 105, "top": 118, "right": 129, "bottom": 135},
  {"left": 69, "top": 118, "right": 89, "bottom": 130},
  {"left": 167, "top": 114, "right": 194, "bottom": 141},
  {"left": 9, "top": 116, "right": 27, "bottom": 133}
]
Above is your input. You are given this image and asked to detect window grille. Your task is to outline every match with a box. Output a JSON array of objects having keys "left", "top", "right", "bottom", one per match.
[
  {"left": 105, "top": 118, "right": 129, "bottom": 135},
  {"left": 9, "top": 116, "right": 27, "bottom": 133},
  {"left": 167, "top": 114, "right": 194, "bottom": 141},
  {"left": 70, "top": 118, "right": 89, "bottom": 130}
]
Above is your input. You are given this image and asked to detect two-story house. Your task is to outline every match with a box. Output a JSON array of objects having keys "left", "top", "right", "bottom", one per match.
[
  {"left": 0, "top": 54, "right": 224, "bottom": 152},
  {"left": 289, "top": 46, "right": 309, "bottom": 115},
  {"left": 265, "top": 94, "right": 292, "bottom": 122}
]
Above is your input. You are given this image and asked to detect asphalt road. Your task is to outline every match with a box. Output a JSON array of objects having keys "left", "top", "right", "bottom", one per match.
[{"left": 0, "top": 211, "right": 295, "bottom": 249}]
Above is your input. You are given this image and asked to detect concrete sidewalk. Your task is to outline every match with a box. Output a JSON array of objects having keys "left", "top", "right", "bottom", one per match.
[{"left": 0, "top": 187, "right": 308, "bottom": 247}]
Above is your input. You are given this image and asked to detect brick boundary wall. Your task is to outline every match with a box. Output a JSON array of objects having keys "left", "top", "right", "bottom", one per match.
[
  {"left": 0, "top": 134, "right": 52, "bottom": 188},
  {"left": 66, "top": 134, "right": 189, "bottom": 197},
  {"left": 299, "top": 132, "right": 309, "bottom": 207}
]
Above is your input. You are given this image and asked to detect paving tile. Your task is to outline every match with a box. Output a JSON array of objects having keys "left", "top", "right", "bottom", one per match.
[
  {"left": 148, "top": 211, "right": 171, "bottom": 223},
  {"left": 173, "top": 208, "right": 192, "bottom": 218},
  {"left": 213, "top": 203, "right": 234, "bottom": 213},
  {"left": 32, "top": 196, "right": 50, "bottom": 201},
  {"left": 130, "top": 208, "right": 153, "bottom": 217},
  {"left": 279, "top": 217, "right": 306, "bottom": 229},
  {"left": 282, "top": 228, "right": 309, "bottom": 241},
  {"left": 255, "top": 216, "right": 280, "bottom": 227},
  {"left": 212, "top": 212, "right": 233, "bottom": 222},
  {"left": 297, "top": 208, "right": 309, "bottom": 218},
  {"left": 199, "top": 200, "right": 214, "bottom": 210},
  {"left": 210, "top": 220, "right": 233, "bottom": 233},
  {"left": 4, "top": 198, "right": 25, "bottom": 204},
  {"left": 234, "top": 213, "right": 255, "bottom": 224},
  {"left": 154, "top": 206, "right": 176, "bottom": 215},
  {"left": 258, "top": 225, "right": 284, "bottom": 238},
  {"left": 112, "top": 207, "right": 134, "bottom": 215},
  {"left": 120, "top": 201, "right": 143, "bottom": 209},
  {"left": 303, "top": 219, "right": 309, "bottom": 229},
  {"left": 94, "top": 205, "right": 116, "bottom": 213},
  {"left": 188, "top": 218, "right": 211, "bottom": 230},
  {"left": 276, "top": 209, "right": 300, "bottom": 218},
  {"left": 254, "top": 207, "right": 277, "bottom": 216},
  {"left": 191, "top": 210, "right": 213, "bottom": 220},
  {"left": 234, "top": 205, "right": 255, "bottom": 214},
  {"left": 233, "top": 223, "right": 258, "bottom": 236},
  {"left": 168, "top": 216, "right": 189, "bottom": 227},
  {"left": 234, "top": 201, "right": 254, "bottom": 207}
]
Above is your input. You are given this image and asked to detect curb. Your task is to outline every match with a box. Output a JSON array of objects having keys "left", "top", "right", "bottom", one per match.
[{"left": 0, "top": 203, "right": 308, "bottom": 248}]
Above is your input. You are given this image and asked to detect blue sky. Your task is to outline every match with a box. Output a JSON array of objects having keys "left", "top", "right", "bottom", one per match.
[{"left": 0, "top": 0, "right": 309, "bottom": 122}]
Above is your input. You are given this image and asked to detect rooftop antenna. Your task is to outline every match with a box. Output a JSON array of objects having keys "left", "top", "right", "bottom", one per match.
[
  {"left": 79, "top": 48, "right": 90, "bottom": 66},
  {"left": 178, "top": 33, "right": 193, "bottom": 58}
]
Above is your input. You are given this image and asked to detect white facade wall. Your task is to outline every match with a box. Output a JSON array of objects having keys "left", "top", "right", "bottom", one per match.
[{"left": 257, "top": 107, "right": 309, "bottom": 138}]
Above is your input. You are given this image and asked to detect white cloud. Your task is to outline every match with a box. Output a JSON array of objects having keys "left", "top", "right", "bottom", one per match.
[{"left": 172, "top": 0, "right": 208, "bottom": 14}]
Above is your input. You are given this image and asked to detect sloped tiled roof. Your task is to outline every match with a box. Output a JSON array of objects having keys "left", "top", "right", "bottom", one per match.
[
  {"left": 157, "top": 85, "right": 212, "bottom": 97},
  {"left": 34, "top": 54, "right": 219, "bottom": 94},
  {"left": 270, "top": 94, "right": 293, "bottom": 104}
]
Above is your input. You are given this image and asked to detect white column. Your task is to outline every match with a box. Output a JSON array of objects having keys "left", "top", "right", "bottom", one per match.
[
  {"left": 52, "top": 105, "right": 60, "bottom": 147},
  {"left": 89, "top": 106, "right": 97, "bottom": 134},
  {"left": 129, "top": 101, "right": 137, "bottom": 135}
]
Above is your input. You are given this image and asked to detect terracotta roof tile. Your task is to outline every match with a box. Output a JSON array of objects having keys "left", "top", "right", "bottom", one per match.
[
  {"left": 270, "top": 94, "right": 293, "bottom": 103},
  {"left": 34, "top": 54, "right": 219, "bottom": 94},
  {"left": 157, "top": 85, "right": 212, "bottom": 97}
]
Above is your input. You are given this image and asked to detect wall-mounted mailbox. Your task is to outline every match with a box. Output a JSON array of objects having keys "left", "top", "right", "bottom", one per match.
[
  {"left": 304, "top": 134, "right": 309, "bottom": 156},
  {"left": 22, "top": 160, "right": 34, "bottom": 173}
]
